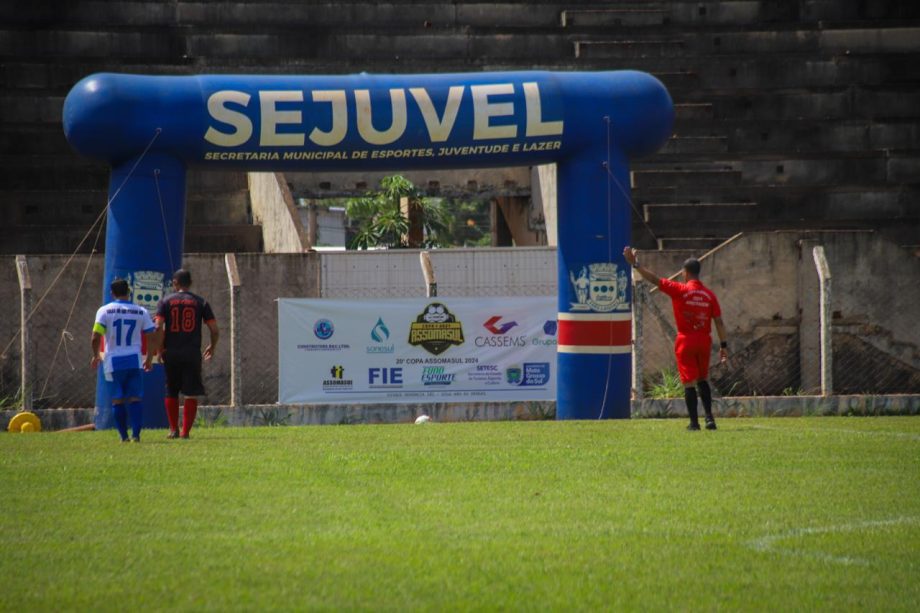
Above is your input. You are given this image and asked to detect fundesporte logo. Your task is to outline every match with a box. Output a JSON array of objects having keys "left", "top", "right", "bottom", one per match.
[{"left": 421, "top": 366, "right": 455, "bottom": 385}]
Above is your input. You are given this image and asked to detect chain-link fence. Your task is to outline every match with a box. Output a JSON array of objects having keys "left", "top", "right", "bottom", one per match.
[
  {"left": 633, "top": 231, "right": 920, "bottom": 398},
  {"left": 0, "top": 255, "right": 105, "bottom": 410},
  {"left": 2, "top": 233, "right": 918, "bottom": 414}
]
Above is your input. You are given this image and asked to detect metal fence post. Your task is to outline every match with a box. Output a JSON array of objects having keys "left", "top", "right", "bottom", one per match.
[
  {"left": 15, "top": 255, "right": 32, "bottom": 412},
  {"left": 632, "top": 281, "right": 645, "bottom": 400},
  {"left": 225, "top": 253, "right": 242, "bottom": 409},
  {"left": 812, "top": 246, "right": 833, "bottom": 396}
]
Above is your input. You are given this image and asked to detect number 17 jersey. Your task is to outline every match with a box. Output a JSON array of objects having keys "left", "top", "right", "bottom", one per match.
[
  {"left": 93, "top": 300, "right": 156, "bottom": 374},
  {"left": 155, "top": 291, "right": 216, "bottom": 360}
]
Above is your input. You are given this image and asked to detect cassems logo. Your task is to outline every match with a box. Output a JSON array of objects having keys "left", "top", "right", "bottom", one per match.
[
  {"left": 322, "top": 364, "right": 353, "bottom": 391},
  {"left": 408, "top": 303, "right": 464, "bottom": 355},
  {"left": 475, "top": 315, "right": 526, "bottom": 348},
  {"left": 483, "top": 316, "right": 517, "bottom": 335},
  {"left": 367, "top": 317, "right": 395, "bottom": 354},
  {"left": 313, "top": 318, "right": 334, "bottom": 340},
  {"left": 421, "top": 366, "right": 455, "bottom": 385}
]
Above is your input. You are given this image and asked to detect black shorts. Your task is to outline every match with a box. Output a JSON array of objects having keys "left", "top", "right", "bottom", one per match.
[{"left": 163, "top": 354, "right": 205, "bottom": 397}]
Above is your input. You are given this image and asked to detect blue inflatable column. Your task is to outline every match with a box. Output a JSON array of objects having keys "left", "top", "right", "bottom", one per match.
[
  {"left": 94, "top": 153, "right": 186, "bottom": 429},
  {"left": 556, "top": 150, "right": 633, "bottom": 419}
]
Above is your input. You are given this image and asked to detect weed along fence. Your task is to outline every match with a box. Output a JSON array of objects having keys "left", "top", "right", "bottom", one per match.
[{"left": 2, "top": 232, "right": 919, "bottom": 428}]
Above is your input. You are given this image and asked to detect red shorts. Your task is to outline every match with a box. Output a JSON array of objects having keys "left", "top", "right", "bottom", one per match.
[{"left": 674, "top": 334, "right": 712, "bottom": 384}]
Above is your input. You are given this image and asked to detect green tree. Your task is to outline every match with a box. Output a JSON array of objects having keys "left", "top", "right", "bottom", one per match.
[
  {"left": 345, "top": 175, "right": 451, "bottom": 249},
  {"left": 442, "top": 197, "right": 492, "bottom": 247}
]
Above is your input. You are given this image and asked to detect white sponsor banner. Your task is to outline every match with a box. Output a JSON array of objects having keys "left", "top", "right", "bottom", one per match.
[{"left": 278, "top": 297, "right": 557, "bottom": 404}]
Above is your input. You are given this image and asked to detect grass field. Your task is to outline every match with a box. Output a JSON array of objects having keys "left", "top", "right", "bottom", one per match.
[{"left": 1, "top": 417, "right": 918, "bottom": 611}]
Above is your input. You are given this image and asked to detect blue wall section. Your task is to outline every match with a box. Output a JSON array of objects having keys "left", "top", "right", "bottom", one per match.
[{"left": 64, "top": 70, "right": 672, "bottom": 422}]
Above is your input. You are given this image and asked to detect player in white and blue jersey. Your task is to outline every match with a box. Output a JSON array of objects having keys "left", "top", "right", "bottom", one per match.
[{"left": 90, "top": 278, "right": 157, "bottom": 442}]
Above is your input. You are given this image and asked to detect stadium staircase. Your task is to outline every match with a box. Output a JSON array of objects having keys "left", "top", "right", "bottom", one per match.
[{"left": 1, "top": 1, "right": 918, "bottom": 254}]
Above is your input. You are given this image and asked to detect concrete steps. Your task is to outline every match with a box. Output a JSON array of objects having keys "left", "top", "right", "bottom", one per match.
[
  {"left": 665, "top": 119, "right": 920, "bottom": 155},
  {"left": 574, "top": 39, "right": 687, "bottom": 59},
  {"left": 10, "top": 25, "right": 915, "bottom": 66},
  {"left": 733, "top": 154, "right": 902, "bottom": 185},
  {"left": 659, "top": 136, "right": 729, "bottom": 156},
  {"left": 0, "top": 226, "right": 106, "bottom": 254},
  {"left": 655, "top": 236, "right": 732, "bottom": 251},
  {"left": 674, "top": 103, "right": 714, "bottom": 120},
  {"left": 0, "top": 223, "right": 264, "bottom": 255},
  {"left": 643, "top": 202, "right": 759, "bottom": 224},
  {"left": 561, "top": 7, "right": 668, "bottom": 28},
  {"left": 633, "top": 185, "right": 917, "bottom": 213},
  {"left": 185, "top": 224, "right": 263, "bottom": 253},
  {"left": 187, "top": 191, "right": 252, "bottom": 225},
  {"left": 2, "top": 1, "right": 918, "bottom": 256},
  {"left": 694, "top": 87, "right": 920, "bottom": 121},
  {"left": 631, "top": 167, "right": 743, "bottom": 189},
  {"left": 5, "top": 1, "right": 917, "bottom": 31},
  {"left": 0, "top": 157, "right": 108, "bottom": 190},
  {"left": 0, "top": 190, "right": 107, "bottom": 226}
]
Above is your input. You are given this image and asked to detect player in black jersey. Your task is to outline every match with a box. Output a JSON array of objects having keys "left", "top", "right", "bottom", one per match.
[{"left": 153, "top": 269, "right": 219, "bottom": 439}]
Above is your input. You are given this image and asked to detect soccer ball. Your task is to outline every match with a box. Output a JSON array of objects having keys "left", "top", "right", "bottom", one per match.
[{"left": 415, "top": 415, "right": 431, "bottom": 424}]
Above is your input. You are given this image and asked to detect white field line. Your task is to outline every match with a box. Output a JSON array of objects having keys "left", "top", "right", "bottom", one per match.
[
  {"left": 748, "top": 517, "right": 920, "bottom": 566},
  {"left": 748, "top": 424, "right": 920, "bottom": 442}
]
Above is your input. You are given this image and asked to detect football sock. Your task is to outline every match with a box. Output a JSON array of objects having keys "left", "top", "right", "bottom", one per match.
[
  {"left": 165, "top": 397, "right": 180, "bottom": 432},
  {"left": 684, "top": 386, "right": 699, "bottom": 425},
  {"left": 182, "top": 398, "right": 198, "bottom": 436},
  {"left": 698, "top": 380, "right": 713, "bottom": 419},
  {"left": 128, "top": 401, "right": 144, "bottom": 440},
  {"left": 113, "top": 403, "right": 128, "bottom": 440}
]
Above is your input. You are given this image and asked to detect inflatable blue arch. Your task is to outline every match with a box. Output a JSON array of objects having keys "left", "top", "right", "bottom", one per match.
[{"left": 63, "top": 70, "right": 673, "bottom": 425}]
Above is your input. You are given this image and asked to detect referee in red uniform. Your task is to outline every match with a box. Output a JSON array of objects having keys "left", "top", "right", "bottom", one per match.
[
  {"left": 624, "top": 247, "right": 728, "bottom": 430},
  {"left": 153, "top": 269, "right": 219, "bottom": 439}
]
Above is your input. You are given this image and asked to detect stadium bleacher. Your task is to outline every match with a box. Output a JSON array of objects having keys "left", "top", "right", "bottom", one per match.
[{"left": 1, "top": 0, "right": 917, "bottom": 254}]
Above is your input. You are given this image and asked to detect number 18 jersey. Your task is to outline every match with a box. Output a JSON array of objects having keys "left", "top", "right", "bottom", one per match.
[
  {"left": 155, "top": 291, "right": 216, "bottom": 360},
  {"left": 93, "top": 300, "right": 156, "bottom": 374}
]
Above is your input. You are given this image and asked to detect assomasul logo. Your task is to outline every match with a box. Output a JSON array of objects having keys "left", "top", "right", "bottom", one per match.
[
  {"left": 408, "top": 303, "right": 464, "bottom": 355},
  {"left": 322, "top": 364, "right": 353, "bottom": 391}
]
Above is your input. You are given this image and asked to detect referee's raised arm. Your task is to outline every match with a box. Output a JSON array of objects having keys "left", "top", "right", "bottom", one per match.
[{"left": 623, "top": 246, "right": 660, "bottom": 286}]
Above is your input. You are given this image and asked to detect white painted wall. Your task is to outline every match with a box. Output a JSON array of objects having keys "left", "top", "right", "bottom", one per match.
[{"left": 321, "top": 247, "right": 557, "bottom": 298}]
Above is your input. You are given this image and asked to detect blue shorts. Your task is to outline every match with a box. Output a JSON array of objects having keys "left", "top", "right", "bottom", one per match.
[{"left": 105, "top": 368, "right": 144, "bottom": 401}]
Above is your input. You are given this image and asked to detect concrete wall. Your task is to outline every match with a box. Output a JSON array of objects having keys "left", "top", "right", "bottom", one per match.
[
  {"left": 321, "top": 247, "right": 556, "bottom": 299},
  {"left": 637, "top": 231, "right": 920, "bottom": 395},
  {"left": 248, "top": 172, "right": 309, "bottom": 253},
  {"left": 5, "top": 393, "right": 918, "bottom": 431},
  {"left": 532, "top": 164, "right": 557, "bottom": 247},
  {"left": 0, "top": 257, "right": 27, "bottom": 401},
  {"left": 287, "top": 167, "right": 532, "bottom": 199},
  {"left": 1, "top": 231, "right": 916, "bottom": 411}
]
